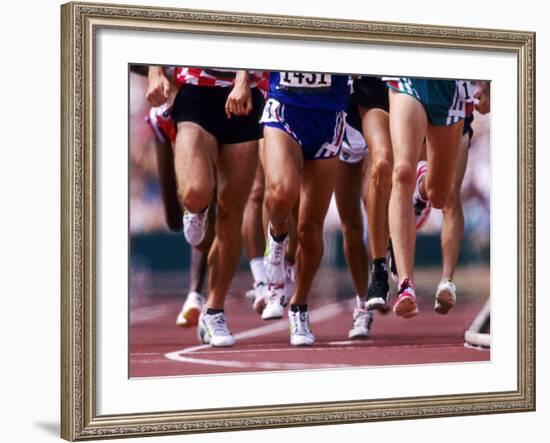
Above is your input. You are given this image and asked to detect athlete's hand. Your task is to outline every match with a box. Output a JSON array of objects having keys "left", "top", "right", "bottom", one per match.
[
  {"left": 225, "top": 71, "right": 252, "bottom": 118},
  {"left": 146, "top": 66, "right": 171, "bottom": 107},
  {"left": 474, "top": 81, "right": 490, "bottom": 115}
]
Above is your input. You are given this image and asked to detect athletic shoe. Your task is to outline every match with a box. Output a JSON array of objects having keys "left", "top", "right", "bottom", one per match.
[
  {"left": 175, "top": 291, "right": 204, "bottom": 328},
  {"left": 252, "top": 281, "right": 268, "bottom": 314},
  {"left": 393, "top": 278, "right": 419, "bottom": 318},
  {"left": 261, "top": 283, "right": 287, "bottom": 320},
  {"left": 197, "top": 311, "right": 235, "bottom": 347},
  {"left": 264, "top": 225, "right": 288, "bottom": 286},
  {"left": 434, "top": 279, "right": 457, "bottom": 315},
  {"left": 365, "top": 278, "right": 390, "bottom": 312},
  {"left": 386, "top": 239, "right": 398, "bottom": 284},
  {"left": 413, "top": 161, "right": 432, "bottom": 229},
  {"left": 183, "top": 208, "right": 208, "bottom": 246},
  {"left": 146, "top": 103, "right": 176, "bottom": 145},
  {"left": 289, "top": 309, "right": 315, "bottom": 346},
  {"left": 348, "top": 304, "right": 374, "bottom": 339}
]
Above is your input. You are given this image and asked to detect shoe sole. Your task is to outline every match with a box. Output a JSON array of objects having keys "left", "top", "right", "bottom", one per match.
[
  {"left": 365, "top": 296, "right": 390, "bottom": 314},
  {"left": 434, "top": 289, "right": 456, "bottom": 315},
  {"left": 393, "top": 296, "right": 419, "bottom": 318},
  {"left": 176, "top": 306, "right": 201, "bottom": 328},
  {"left": 290, "top": 339, "right": 315, "bottom": 346},
  {"left": 262, "top": 310, "right": 284, "bottom": 320},
  {"left": 348, "top": 331, "right": 370, "bottom": 339}
]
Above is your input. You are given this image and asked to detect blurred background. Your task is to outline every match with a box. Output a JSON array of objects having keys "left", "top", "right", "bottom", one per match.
[{"left": 129, "top": 71, "right": 490, "bottom": 274}]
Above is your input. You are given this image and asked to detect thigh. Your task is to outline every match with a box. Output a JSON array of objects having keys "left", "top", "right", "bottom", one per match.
[
  {"left": 174, "top": 121, "right": 218, "bottom": 187},
  {"left": 388, "top": 90, "right": 427, "bottom": 167},
  {"left": 425, "top": 120, "right": 463, "bottom": 191},
  {"left": 216, "top": 140, "right": 258, "bottom": 211},
  {"left": 263, "top": 125, "right": 303, "bottom": 194},
  {"left": 360, "top": 107, "right": 393, "bottom": 165}
]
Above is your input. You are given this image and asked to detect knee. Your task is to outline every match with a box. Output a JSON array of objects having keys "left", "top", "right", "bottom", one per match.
[
  {"left": 371, "top": 158, "right": 393, "bottom": 189},
  {"left": 441, "top": 188, "right": 462, "bottom": 214},
  {"left": 247, "top": 180, "right": 265, "bottom": 208},
  {"left": 342, "top": 223, "right": 364, "bottom": 252},
  {"left": 179, "top": 184, "right": 212, "bottom": 214},
  {"left": 427, "top": 187, "right": 450, "bottom": 210},
  {"left": 297, "top": 222, "right": 323, "bottom": 251},
  {"left": 392, "top": 163, "right": 416, "bottom": 189},
  {"left": 265, "top": 181, "right": 298, "bottom": 213}
]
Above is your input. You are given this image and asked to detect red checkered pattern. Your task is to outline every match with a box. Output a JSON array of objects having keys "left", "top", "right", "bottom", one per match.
[{"left": 175, "top": 67, "right": 267, "bottom": 89}]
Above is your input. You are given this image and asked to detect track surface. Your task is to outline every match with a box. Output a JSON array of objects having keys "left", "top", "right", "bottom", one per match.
[{"left": 130, "top": 267, "right": 490, "bottom": 378}]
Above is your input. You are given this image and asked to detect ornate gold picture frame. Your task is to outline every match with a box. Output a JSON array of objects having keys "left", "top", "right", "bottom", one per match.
[{"left": 61, "top": 1, "right": 535, "bottom": 440}]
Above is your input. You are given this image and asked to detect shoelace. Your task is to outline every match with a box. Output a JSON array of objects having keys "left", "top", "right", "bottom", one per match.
[
  {"left": 186, "top": 211, "right": 206, "bottom": 228},
  {"left": 398, "top": 278, "right": 414, "bottom": 296},
  {"left": 209, "top": 313, "right": 230, "bottom": 336},
  {"left": 295, "top": 312, "right": 310, "bottom": 336},
  {"left": 353, "top": 308, "right": 373, "bottom": 329}
]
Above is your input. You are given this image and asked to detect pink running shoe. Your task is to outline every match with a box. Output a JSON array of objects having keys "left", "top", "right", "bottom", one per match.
[
  {"left": 393, "top": 278, "right": 419, "bottom": 318},
  {"left": 413, "top": 161, "right": 432, "bottom": 229}
]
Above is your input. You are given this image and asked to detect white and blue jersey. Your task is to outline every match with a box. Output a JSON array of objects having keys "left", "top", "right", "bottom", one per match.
[
  {"left": 261, "top": 72, "right": 350, "bottom": 160},
  {"left": 268, "top": 72, "right": 349, "bottom": 112}
]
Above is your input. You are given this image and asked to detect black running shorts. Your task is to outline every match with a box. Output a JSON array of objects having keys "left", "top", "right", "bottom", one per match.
[
  {"left": 350, "top": 76, "right": 390, "bottom": 113},
  {"left": 171, "top": 83, "right": 264, "bottom": 144}
]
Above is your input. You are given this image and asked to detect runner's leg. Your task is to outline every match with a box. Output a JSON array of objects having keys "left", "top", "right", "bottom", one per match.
[{"left": 206, "top": 140, "right": 258, "bottom": 309}]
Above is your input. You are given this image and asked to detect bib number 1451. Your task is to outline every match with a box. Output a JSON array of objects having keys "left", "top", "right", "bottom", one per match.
[{"left": 279, "top": 72, "right": 332, "bottom": 88}]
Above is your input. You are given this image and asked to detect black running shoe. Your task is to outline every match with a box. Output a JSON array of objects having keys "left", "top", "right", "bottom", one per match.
[{"left": 365, "top": 276, "right": 390, "bottom": 312}]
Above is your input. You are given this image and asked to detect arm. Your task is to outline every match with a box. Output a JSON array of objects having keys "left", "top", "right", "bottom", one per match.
[
  {"left": 145, "top": 66, "right": 171, "bottom": 107},
  {"left": 474, "top": 81, "right": 490, "bottom": 115},
  {"left": 225, "top": 70, "right": 253, "bottom": 118}
]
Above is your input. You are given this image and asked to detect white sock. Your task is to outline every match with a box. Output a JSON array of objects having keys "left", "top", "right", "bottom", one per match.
[{"left": 250, "top": 257, "right": 267, "bottom": 284}]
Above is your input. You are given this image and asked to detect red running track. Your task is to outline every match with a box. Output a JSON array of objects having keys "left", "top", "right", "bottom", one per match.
[{"left": 130, "top": 267, "right": 489, "bottom": 378}]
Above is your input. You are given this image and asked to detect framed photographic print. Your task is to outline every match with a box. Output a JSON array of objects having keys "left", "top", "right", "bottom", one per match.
[{"left": 61, "top": 1, "right": 535, "bottom": 440}]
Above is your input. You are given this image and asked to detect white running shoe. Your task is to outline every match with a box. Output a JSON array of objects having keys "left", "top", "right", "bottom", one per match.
[
  {"left": 183, "top": 208, "right": 208, "bottom": 246},
  {"left": 261, "top": 283, "right": 286, "bottom": 320},
  {"left": 413, "top": 161, "right": 432, "bottom": 229},
  {"left": 289, "top": 309, "right": 315, "bottom": 346},
  {"left": 252, "top": 281, "right": 268, "bottom": 314},
  {"left": 348, "top": 302, "right": 374, "bottom": 339},
  {"left": 434, "top": 279, "right": 457, "bottom": 315},
  {"left": 393, "top": 279, "right": 419, "bottom": 318},
  {"left": 197, "top": 311, "right": 235, "bottom": 347},
  {"left": 264, "top": 225, "right": 288, "bottom": 286},
  {"left": 175, "top": 291, "right": 204, "bottom": 328}
]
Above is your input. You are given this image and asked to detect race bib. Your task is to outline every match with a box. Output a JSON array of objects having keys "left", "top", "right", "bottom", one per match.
[{"left": 279, "top": 72, "right": 332, "bottom": 88}]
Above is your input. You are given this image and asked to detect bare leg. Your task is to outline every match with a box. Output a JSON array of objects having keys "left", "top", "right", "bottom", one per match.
[
  {"left": 388, "top": 92, "right": 427, "bottom": 283},
  {"left": 362, "top": 107, "right": 393, "bottom": 261},
  {"left": 189, "top": 247, "right": 208, "bottom": 294},
  {"left": 173, "top": 122, "right": 217, "bottom": 214},
  {"left": 292, "top": 157, "right": 339, "bottom": 306},
  {"left": 206, "top": 140, "right": 258, "bottom": 309},
  {"left": 263, "top": 127, "right": 303, "bottom": 237},
  {"left": 242, "top": 141, "right": 266, "bottom": 261},
  {"left": 440, "top": 133, "right": 469, "bottom": 280},
  {"left": 334, "top": 159, "right": 368, "bottom": 297},
  {"left": 425, "top": 120, "right": 464, "bottom": 209}
]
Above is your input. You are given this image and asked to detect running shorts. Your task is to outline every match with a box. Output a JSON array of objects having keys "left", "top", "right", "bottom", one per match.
[
  {"left": 340, "top": 103, "right": 367, "bottom": 164},
  {"left": 386, "top": 78, "right": 473, "bottom": 126},
  {"left": 171, "top": 83, "right": 264, "bottom": 144},
  {"left": 260, "top": 98, "right": 345, "bottom": 160},
  {"left": 350, "top": 76, "right": 390, "bottom": 112}
]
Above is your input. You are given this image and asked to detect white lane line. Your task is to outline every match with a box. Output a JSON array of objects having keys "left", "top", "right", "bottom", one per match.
[{"left": 164, "top": 301, "right": 349, "bottom": 370}]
